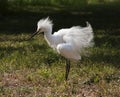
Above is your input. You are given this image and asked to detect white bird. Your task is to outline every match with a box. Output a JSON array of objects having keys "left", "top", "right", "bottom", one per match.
[{"left": 30, "top": 17, "right": 94, "bottom": 80}]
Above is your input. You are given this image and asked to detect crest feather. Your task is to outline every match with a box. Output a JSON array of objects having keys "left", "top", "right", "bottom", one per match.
[{"left": 37, "top": 17, "right": 53, "bottom": 28}]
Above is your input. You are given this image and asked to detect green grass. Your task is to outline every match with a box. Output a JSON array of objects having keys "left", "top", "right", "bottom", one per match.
[
  {"left": 0, "top": 4, "right": 120, "bottom": 96},
  {"left": 0, "top": 32, "right": 120, "bottom": 96},
  {"left": 1, "top": 0, "right": 120, "bottom": 14}
]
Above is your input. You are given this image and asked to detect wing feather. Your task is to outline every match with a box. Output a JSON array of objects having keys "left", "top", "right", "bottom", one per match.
[{"left": 63, "top": 22, "right": 94, "bottom": 53}]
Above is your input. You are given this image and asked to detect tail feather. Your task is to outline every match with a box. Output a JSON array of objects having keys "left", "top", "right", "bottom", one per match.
[
  {"left": 86, "top": 21, "right": 93, "bottom": 31},
  {"left": 86, "top": 21, "right": 89, "bottom": 26},
  {"left": 86, "top": 21, "right": 92, "bottom": 27}
]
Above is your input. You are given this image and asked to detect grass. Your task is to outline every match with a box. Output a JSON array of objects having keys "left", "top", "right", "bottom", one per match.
[
  {"left": 0, "top": 5, "right": 120, "bottom": 96},
  {"left": 1, "top": 0, "right": 120, "bottom": 15},
  {"left": 0, "top": 33, "right": 119, "bottom": 97}
]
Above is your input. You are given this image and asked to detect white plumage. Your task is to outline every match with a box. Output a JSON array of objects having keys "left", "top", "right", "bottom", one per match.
[
  {"left": 30, "top": 17, "right": 94, "bottom": 80},
  {"left": 36, "top": 17, "right": 94, "bottom": 60}
]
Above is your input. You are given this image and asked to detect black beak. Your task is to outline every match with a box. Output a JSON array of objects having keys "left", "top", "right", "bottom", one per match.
[{"left": 29, "top": 31, "right": 38, "bottom": 40}]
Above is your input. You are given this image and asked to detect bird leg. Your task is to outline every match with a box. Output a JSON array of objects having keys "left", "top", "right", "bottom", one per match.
[{"left": 65, "top": 59, "right": 70, "bottom": 80}]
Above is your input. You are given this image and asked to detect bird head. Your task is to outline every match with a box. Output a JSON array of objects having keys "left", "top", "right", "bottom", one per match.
[{"left": 29, "top": 17, "right": 53, "bottom": 39}]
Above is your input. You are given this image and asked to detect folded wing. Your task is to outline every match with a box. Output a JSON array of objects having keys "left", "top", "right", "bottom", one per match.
[{"left": 63, "top": 22, "right": 94, "bottom": 53}]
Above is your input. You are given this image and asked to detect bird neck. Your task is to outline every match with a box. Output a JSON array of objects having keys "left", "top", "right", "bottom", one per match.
[{"left": 44, "top": 27, "right": 54, "bottom": 46}]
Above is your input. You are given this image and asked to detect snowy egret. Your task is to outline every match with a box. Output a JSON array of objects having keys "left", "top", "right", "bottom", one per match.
[{"left": 30, "top": 17, "right": 94, "bottom": 80}]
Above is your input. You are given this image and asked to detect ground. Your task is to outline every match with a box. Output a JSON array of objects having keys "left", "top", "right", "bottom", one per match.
[{"left": 0, "top": 7, "right": 120, "bottom": 97}]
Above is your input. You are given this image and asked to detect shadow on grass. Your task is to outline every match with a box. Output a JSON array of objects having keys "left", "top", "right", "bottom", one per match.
[
  {"left": 0, "top": 7, "right": 120, "bottom": 35},
  {"left": 90, "top": 52, "right": 120, "bottom": 67},
  {"left": 94, "top": 35, "right": 120, "bottom": 48},
  {"left": 0, "top": 6, "right": 120, "bottom": 68},
  {"left": 0, "top": 46, "right": 25, "bottom": 59},
  {"left": 0, "top": 37, "right": 31, "bottom": 42},
  {"left": 0, "top": 43, "right": 47, "bottom": 59}
]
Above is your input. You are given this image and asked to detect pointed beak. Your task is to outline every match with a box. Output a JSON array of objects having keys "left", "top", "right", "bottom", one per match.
[{"left": 29, "top": 30, "right": 39, "bottom": 40}]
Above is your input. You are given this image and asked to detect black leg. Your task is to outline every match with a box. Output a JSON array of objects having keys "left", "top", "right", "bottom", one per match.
[{"left": 65, "top": 59, "right": 70, "bottom": 80}]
